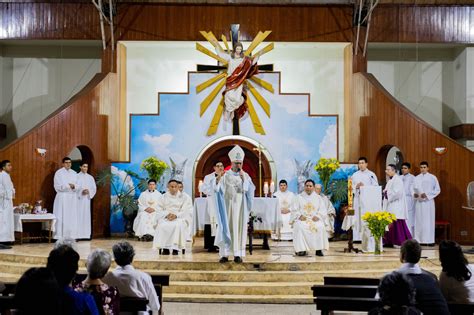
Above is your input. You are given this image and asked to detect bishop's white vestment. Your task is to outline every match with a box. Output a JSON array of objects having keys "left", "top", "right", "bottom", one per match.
[
  {"left": 53, "top": 167, "right": 79, "bottom": 239},
  {"left": 413, "top": 172, "right": 440, "bottom": 244},
  {"left": 133, "top": 190, "right": 162, "bottom": 238},
  {"left": 290, "top": 192, "right": 329, "bottom": 253},
  {"left": 319, "top": 193, "right": 336, "bottom": 238},
  {"left": 153, "top": 191, "right": 192, "bottom": 251},
  {"left": 0, "top": 171, "right": 15, "bottom": 242},
  {"left": 214, "top": 170, "right": 255, "bottom": 258},
  {"left": 76, "top": 172, "right": 96, "bottom": 239}
]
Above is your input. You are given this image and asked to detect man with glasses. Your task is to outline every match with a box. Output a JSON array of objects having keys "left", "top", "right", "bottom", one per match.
[
  {"left": 401, "top": 162, "right": 416, "bottom": 235},
  {"left": 201, "top": 161, "right": 225, "bottom": 252},
  {"left": 53, "top": 157, "right": 79, "bottom": 239},
  {"left": 413, "top": 161, "right": 440, "bottom": 245}
]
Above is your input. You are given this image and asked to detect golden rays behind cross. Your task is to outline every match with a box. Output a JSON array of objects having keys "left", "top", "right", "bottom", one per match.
[{"left": 196, "top": 30, "right": 275, "bottom": 136}]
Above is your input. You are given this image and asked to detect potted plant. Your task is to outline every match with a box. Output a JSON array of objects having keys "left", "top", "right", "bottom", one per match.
[{"left": 97, "top": 167, "right": 147, "bottom": 236}]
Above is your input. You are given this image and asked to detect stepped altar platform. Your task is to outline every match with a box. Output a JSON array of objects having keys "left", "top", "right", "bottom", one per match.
[{"left": 0, "top": 238, "right": 448, "bottom": 304}]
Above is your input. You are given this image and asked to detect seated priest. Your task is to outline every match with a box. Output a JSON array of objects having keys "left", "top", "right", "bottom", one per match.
[
  {"left": 291, "top": 179, "right": 329, "bottom": 257},
  {"left": 314, "top": 184, "right": 336, "bottom": 239},
  {"left": 177, "top": 181, "right": 194, "bottom": 241},
  {"left": 153, "top": 180, "right": 193, "bottom": 255},
  {"left": 133, "top": 179, "right": 162, "bottom": 242},
  {"left": 272, "top": 179, "right": 295, "bottom": 241}
]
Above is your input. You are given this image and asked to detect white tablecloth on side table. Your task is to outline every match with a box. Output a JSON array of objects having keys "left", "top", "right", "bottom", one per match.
[
  {"left": 192, "top": 197, "right": 280, "bottom": 235},
  {"left": 14, "top": 213, "right": 57, "bottom": 232}
]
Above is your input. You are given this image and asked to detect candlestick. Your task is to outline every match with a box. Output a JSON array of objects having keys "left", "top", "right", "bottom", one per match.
[{"left": 270, "top": 181, "right": 275, "bottom": 197}]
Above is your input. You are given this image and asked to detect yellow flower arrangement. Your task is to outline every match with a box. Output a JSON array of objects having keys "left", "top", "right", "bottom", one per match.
[
  {"left": 314, "top": 158, "right": 340, "bottom": 192},
  {"left": 362, "top": 211, "right": 396, "bottom": 240}
]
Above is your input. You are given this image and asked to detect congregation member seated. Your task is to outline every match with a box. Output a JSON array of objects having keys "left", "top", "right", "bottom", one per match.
[
  {"left": 439, "top": 240, "right": 474, "bottom": 303},
  {"left": 47, "top": 245, "right": 99, "bottom": 315},
  {"left": 54, "top": 236, "right": 78, "bottom": 250},
  {"left": 398, "top": 239, "right": 449, "bottom": 315},
  {"left": 74, "top": 249, "right": 120, "bottom": 315},
  {"left": 103, "top": 241, "right": 160, "bottom": 314},
  {"left": 15, "top": 267, "right": 62, "bottom": 315},
  {"left": 369, "top": 272, "right": 421, "bottom": 315}
]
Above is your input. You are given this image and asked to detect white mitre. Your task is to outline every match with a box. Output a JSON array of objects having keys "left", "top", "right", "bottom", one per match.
[{"left": 228, "top": 145, "right": 245, "bottom": 162}]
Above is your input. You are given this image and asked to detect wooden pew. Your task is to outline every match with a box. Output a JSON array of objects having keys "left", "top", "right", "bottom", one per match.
[
  {"left": 312, "top": 284, "right": 378, "bottom": 298},
  {"left": 1, "top": 272, "right": 170, "bottom": 315},
  {"left": 323, "top": 276, "right": 380, "bottom": 286},
  {"left": 315, "top": 296, "right": 379, "bottom": 315},
  {"left": 0, "top": 295, "right": 148, "bottom": 315}
]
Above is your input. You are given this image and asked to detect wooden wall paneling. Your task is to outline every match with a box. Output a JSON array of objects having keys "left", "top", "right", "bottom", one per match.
[
  {"left": 0, "top": 73, "right": 116, "bottom": 237},
  {"left": 351, "top": 72, "right": 474, "bottom": 243}
]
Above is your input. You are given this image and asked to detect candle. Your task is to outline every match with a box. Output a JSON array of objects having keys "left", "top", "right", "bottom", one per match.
[
  {"left": 263, "top": 181, "right": 269, "bottom": 195},
  {"left": 198, "top": 180, "right": 204, "bottom": 197},
  {"left": 270, "top": 181, "right": 275, "bottom": 194}
]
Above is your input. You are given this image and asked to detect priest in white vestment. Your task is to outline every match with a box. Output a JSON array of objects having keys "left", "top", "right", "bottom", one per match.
[
  {"left": 153, "top": 180, "right": 193, "bottom": 255},
  {"left": 343, "top": 157, "right": 379, "bottom": 242},
  {"left": 291, "top": 179, "right": 329, "bottom": 256},
  {"left": 0, "top": 160, "right": 15, "bottom": 245},
  {"left": 53, "top": 157, "right": 79, "bottom": 239},
  {"left": 133, "top": 179, "right": 162, "bottom": 241},
  {"left": 177, "top": 181, "right": 193, "bottom": 241},
  {"left": 272, "top": 180, "right": 295, "bottom": 241},
  {"left": 76, "top": 162, "right": 96, "bottom": 239},
  {"left": 413, "top": 161, "right": 440, "bottom": 245},
  {"left": 214, "top": 145, "right": 255, "bottom": 263},
  {"left": 382, "top": 164, "right": 412, "bottom": 246},
  {"left": 202, "top": 161, "right": 225, "bottom": 238},
  {"left": 315, "top": 184, "right": 336, "bottom": 239},
  {"left": 401, "top": 162, "right": 416, "bottom": 235}
]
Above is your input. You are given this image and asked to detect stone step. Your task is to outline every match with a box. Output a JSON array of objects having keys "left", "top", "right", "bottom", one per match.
[
  {"left": 163, "top": 293, "right": 313, "bottom": 304},
  {"left": 164, "top": 281, "right": 315, "bottom": 295}
]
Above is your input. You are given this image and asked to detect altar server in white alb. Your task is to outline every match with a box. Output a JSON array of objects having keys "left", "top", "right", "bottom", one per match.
[
  {"left": 153, "top": 180, "right": 193, "bottom": 255},
  {"left": 382, "top": 164, "right": 412, "bottom": 246},
  {"left": 76, "top": 161, "right": 96, "bottom": 239},
  {"left": 272, "top": 179, "right": 296, "bottom": 241},
  {"left": 214, "top": 145, "right": 255, "bottom": 264},
  {"left": 315, "top": 184, "right": 336, "bottom": 239},
  {"left": 343, "top": 157, "right": 379, "bottom": 241},
  {"left": 133, "top": 179, "right": 162, "bottom": 241},
  {"left": 401, "top": 162, "right": 416, "bottom": 235},
  {"left": 413, "top": 161, "right": 440, "bottom": 245},
  {"left": 0, "top": 160, "right": 15, "bottom": 245},
  {"left": 202, "top": 161, "right": 225, "bottom": 238},
  {"left": 291, "top": 179, "right": 329, "bottom": 256},
  {"left": 53, "top": 157, "right": 79, "bottom": 239}
]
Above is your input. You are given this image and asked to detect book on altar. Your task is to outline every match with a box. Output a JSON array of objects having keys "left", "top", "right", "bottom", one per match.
[{"left": 359, "top": 185, "right": 382, "bottom": 215}]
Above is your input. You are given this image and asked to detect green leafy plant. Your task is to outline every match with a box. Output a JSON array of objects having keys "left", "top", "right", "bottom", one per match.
[{"left": 327, "top": 179, "right": 349, "bottom": 204}]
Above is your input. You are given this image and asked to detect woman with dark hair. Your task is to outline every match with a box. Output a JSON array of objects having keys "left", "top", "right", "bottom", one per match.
[
  {"left": 439, "top": 240, "right": 474, "bottom": 303},
  {"left": 369, "top": 272, "right": 421, "bottom": 315},
  {"left": 15, "top": 267, "right": 62, "bottom": 315}
]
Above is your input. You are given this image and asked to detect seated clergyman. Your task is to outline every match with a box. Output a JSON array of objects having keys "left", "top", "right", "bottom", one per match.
[
  {"left": 291, "top": 179, "right": 329, "bottom": 257},
  {"left": 133, "top": 179, "right": 162, "bottom": 241},
  {"left": 153, "top": 180, "right": 192, "bottom": 255}
]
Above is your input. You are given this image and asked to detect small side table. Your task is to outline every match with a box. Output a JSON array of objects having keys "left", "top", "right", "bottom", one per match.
[{"left": 14, "top": 213, "right": 56, "bottom": 244}]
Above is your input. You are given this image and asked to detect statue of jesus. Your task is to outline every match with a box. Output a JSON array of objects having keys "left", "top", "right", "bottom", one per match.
[{"left": 212, "top": 39, "right": 261, "bottom": 121}]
